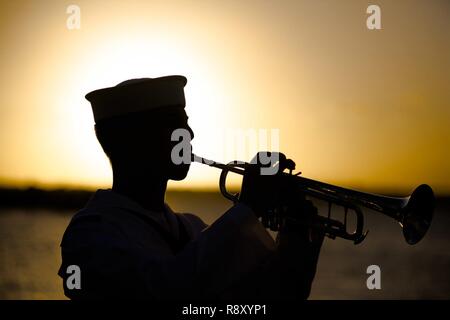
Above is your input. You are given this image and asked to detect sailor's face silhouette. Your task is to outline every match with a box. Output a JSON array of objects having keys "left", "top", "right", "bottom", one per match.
[
  {"left": 165, "top": 109, "right": 194, "bottom": 181},
  {"left": 137, "top": 107, "right": 193, "bottom": 181},
  {"left": 94, "top": 107, "right": 193, "bottom": 182}
]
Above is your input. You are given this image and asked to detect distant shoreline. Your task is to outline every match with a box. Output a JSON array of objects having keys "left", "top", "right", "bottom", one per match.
[
  {"left": 0, "top": 186, "right": 449, "bottom": 211},
  {"left": 0, "top": 187, "right": 94, "bottom": 210},
  {"left": 0, "top": 187, "right": 226, "bottom": 210}
]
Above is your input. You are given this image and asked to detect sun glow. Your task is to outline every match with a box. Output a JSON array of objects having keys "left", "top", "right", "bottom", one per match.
[
  {"left": 51, "top": 31, "right": 234, "bottom": 189},
  {"left": 1, "top": 0, "right": 449, "bottom": 194}
]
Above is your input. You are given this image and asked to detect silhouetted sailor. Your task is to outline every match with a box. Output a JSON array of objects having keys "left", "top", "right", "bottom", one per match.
[{"left": 58, "top": 76, "right": 323, "bottom": 300}]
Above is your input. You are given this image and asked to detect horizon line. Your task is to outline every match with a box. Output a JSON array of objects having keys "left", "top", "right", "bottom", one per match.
[{"left": 1, "top": 179, "right": 449, "bottom": 198}]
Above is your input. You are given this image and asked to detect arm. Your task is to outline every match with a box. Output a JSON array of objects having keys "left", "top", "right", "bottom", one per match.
[
  {"left": 212, "top": 213, "right": 324, "bottom": 301},
  {"left": 60, "top": 203, "right": 276, "bottom": 300}
]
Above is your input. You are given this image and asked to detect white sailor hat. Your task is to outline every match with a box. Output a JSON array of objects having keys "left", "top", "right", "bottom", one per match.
[{"left": 85, "top": 75, "right": 187, "bottom": 122}]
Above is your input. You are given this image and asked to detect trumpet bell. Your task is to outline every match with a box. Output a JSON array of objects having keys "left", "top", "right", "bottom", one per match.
[{"left": 401, "top": 184, "right": 435, "bottom": 245}]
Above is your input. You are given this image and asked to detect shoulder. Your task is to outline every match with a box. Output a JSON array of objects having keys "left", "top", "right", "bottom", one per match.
[
  {"left": 182, "top": 213, "right": 208, "bottom": 227},
  {"left": 176, "top": 213, "right": 208, "bottom": 237},
  {"left": 60, "top": 207, "right": 125, "bottom": 249}
]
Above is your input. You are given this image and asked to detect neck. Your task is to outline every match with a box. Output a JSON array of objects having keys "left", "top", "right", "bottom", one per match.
[{"left": 112, "top": 169, "right": 168, "bottom": 213}]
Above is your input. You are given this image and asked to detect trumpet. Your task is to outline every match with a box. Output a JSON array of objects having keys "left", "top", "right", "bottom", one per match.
[{"left": 192, "top": 153, "right": 434, "bottom": 245}]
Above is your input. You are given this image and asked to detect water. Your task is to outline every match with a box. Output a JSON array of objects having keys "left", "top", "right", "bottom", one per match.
[{"left": 1, "top": 192, "right": 449, "bottom": 299}]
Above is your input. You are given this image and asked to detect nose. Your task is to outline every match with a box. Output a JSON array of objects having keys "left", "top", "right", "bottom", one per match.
[{"left": 187, "top": 125, "right": 194, "bottom": 140}]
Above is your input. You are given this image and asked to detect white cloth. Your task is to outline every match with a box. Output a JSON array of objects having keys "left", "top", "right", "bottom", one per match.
[{"left": 85, "top": 76, "right": 187, "bottom": 122}]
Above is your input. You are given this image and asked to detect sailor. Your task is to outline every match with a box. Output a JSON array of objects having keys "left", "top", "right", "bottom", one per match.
[{"left": 58, "top": 75, "right": 323, "bottom": 300}]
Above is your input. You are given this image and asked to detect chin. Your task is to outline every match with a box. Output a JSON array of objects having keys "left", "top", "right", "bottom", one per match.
[{"left": 169, "top": 164, "right": 190, "bottom": 181}]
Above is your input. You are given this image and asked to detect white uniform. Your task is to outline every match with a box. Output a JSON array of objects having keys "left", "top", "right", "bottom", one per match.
[{"left": 58, "top": 189, "right": 315, "bottom": 300}]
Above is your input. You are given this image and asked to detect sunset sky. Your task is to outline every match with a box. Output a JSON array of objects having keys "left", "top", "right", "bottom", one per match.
[{"left": 0, "top": 0, "right": 449, "bottom": 194}]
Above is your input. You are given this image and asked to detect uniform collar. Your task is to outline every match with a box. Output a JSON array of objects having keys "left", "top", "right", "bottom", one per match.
[{"left": 86, "top": 189, "right": 180, "bottom": 236}]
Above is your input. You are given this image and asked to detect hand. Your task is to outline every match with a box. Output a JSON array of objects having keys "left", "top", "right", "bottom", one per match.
[
  {"left": 238, "top": 152, "right": 289, "bottom": 219},
  {"left": 276, "top": 197, "right": 325, "bottom": 299},
  {"left": 239, "top": 152, "right": 324, "bottom": 299}
]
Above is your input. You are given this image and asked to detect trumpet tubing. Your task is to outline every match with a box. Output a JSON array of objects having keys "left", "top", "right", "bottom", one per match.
[{"left": 192, "top": 153, "right": 435, "bottom": 245}]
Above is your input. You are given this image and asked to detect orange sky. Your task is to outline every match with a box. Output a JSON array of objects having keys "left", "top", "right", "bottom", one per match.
[{"left": 0, "top": 0, "right": 449, "bottom": 195}]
